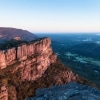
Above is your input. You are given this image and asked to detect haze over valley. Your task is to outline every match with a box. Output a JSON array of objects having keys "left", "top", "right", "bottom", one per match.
[{"left": 38, "top": 33, "right": 100, "bottom": 88}]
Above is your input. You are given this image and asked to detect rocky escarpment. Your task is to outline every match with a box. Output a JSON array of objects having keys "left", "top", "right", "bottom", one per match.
[
  {"left": 0, "top": 38, "right": 57, "bottom": 81},
  {"left": 0, "top": 86, "right": 8, "bottom": 100},
  {"left": 0, "top": 37, "right": 57, "bottom": 100},
  {"left": 26, "top": 82, "right": 100, "bottom": 100},
  {"left": 0, "top": 37, "right": 97, "bottom": 100}
]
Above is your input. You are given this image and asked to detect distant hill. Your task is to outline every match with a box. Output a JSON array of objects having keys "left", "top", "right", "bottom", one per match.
[
  {"left": 0, "top": 27, "right": 38, "bottom": 43},
  {"left": 69, "top": 42, "right": 100, "bottom": 59}
]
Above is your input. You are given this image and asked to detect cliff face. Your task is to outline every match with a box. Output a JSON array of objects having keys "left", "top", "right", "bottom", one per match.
[
  {"left": 0, "top": 38, "right": 56, "bottom": 81},
  {"left": 0, "top": 37, "right": 96, "bottom": 100},
  {"left": 0, "top": 86, "right": 8, "bottom": 100},
  {"left": 0, "top": 37, "right": 57, "bottom": 100}
]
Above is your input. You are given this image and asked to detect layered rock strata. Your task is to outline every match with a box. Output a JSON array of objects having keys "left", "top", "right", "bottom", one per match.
[
  {"left": 0, "top": 37, "right": 97, "bottom": 100},
  {"left": 0, "top": 38, "right": 57, "bottom": 81},
  {"left": 0, "top": 37, "right": 55, "bottom": 69},
  {"left": 0, "top": 86, "right": 8, "bottom": 100},
  {"left": 0, "top": 37, "right": 57, "bottom": 100}
]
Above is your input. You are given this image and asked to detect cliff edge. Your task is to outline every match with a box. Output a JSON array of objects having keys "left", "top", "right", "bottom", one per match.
[{"left": 0, "top": 37, "right": 97, "bottom": 100}]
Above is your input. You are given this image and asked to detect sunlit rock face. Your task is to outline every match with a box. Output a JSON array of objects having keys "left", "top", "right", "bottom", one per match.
[
  {"left": 0, "top": 86, "right": 8, "bottom": 100},
  {"left": 5, "top": 48, "right": 16, "bottom": 65},
  {"left": 0, "top": 38, "right": 57, "bottom": 81},
  {"left": 0, "top": 37, "right": 98, "bottom": 100},
  {"left": 26, "top": 82, "right": 100, "bottom": 100},
  {"left": 0, "top": 51, "right": 6, "bottom": 69}
]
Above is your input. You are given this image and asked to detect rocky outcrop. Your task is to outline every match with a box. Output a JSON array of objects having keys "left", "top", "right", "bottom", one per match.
[
  {"left": 0, "top": 37, "right": 98, "bottom": 100},
  {"left": 0, "top": 86, "right": 8, "bottom": 100},
  {"left": 0, "top": 38, "right": 55, "bottom": 67},
  {"left": 0, "top": 37, "right": 57, "bottom": 100},
  {"left": 0, "top": 38, "right": 57, "bottom": 81},
  {"left": 26, "top": 82, "right": 100, "bottom": 100}
]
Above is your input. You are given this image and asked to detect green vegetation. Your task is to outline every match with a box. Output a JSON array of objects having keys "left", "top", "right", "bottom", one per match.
[{"left": 0, "top": 39, "right": 27, "bottom": 50}]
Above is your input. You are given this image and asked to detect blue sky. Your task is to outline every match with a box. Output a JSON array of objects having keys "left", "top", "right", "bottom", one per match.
[{"left": 0, "top": 0, "right": 100, "bottom": 33}]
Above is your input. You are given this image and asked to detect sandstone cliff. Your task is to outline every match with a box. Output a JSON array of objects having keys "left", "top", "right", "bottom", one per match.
[
  {"left": 0, "top": 37, "right": 96, "bottom": 100},
  {"left": 0, "top": 37, "right": 57, "bottom": 100},
  {"left": 0, "top": 86, "right": 8, "bottom": 100}
]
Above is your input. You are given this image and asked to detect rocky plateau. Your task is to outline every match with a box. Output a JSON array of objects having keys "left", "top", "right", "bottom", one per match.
[{"left": 0, "top": 37, "right": 99, "bottom": 100}]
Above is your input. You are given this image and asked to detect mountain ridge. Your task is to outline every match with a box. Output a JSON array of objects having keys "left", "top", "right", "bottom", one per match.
[
  {"left": 0, "top": 27, "right": 37, "bottom": 42},
  {"left": 0, "top": 37, "right": 98, "bottom": 100}
]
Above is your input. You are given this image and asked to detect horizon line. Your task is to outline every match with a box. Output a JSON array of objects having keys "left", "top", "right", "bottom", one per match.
[{"left": 34, "top": 32, "right": 100, "bottom": 34}]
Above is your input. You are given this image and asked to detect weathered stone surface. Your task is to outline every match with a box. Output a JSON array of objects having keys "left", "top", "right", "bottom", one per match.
[
  {"left": 8, "top": 85, "right": 17, "bottom": 100},
  {"left": 26, "top": 82, "right": 100, "bottom": 100},
  {"left": 0, "top": 51, "right": 6, "bottom": 69},
  {"left": 0, "top": 37, "right": 57, "bottom": 99},
  {"left": 0, "top": 38, "right": 56, "bottom": 81},
  {"left": 0, "top": 37, "right": 98, "bottom": 100},
  {"left": 0, "top": 86, "right": 8, "bottom": 100},
  {"left": 5, "top": 48, "right": 16, "bottom": 65},
  {"left": 0, "top": 37, "right": 52, "bottom": 69}
]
